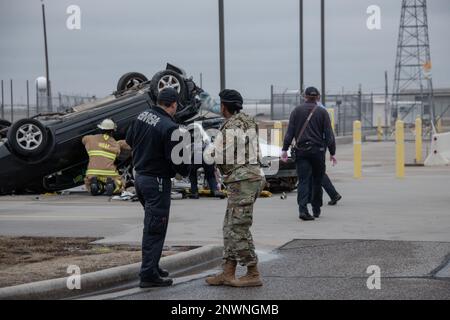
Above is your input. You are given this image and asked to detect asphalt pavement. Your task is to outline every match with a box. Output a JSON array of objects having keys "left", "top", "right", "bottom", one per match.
[
  {"left": 116, "top": 239, "right": 450, "bottom": 300},
  {"left": 1, "top": 142, "right": 449, "bottom": 250}
]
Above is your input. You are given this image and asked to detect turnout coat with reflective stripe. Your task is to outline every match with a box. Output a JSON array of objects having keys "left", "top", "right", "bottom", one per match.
[{"left": 82, "top": 134, "right": 129, "bottom": 177}]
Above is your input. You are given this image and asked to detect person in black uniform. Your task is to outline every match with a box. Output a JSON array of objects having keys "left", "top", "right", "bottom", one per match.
[
  {"left": 189, "top": 133, "right": 225, "bottom": 199},
  {"left": 189, "top": 161, "right": 224, "bottom": 199},
  {"left": 281, "top": 87, "right": 337, "bottom": 221},
  {"left": 126, "top": 88, "right": 190, "bottom": 288}
]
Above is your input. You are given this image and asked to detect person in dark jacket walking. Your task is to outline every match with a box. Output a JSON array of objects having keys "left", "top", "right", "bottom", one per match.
[
  {"left": 281, "top": 87, "right": 337, "bottom": 221},
  {"left": 317, "top": 102, "right": 342, "bottom": 206},
  {"left": 126, "top": 88, "right": 190, "bottom": 288}
]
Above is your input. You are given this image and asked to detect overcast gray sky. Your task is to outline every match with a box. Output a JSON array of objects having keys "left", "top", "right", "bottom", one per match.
[{"left": 1, "top": 0, "right": 449, "bottom": 102}]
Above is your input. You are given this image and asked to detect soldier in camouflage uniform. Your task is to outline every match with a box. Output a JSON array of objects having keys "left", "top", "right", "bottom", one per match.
[{"left": 205, "top": 89, "right": 265, "bottom": 287}]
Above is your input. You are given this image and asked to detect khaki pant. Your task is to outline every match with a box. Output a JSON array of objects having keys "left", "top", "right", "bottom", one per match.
[{"left": 223, "top": 178, "right": 264, "bottom": 266}]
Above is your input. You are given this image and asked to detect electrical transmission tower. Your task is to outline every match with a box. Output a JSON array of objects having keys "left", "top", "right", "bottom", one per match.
[{"left": 392, "top": 0, "right": 434, "bottom": 126}]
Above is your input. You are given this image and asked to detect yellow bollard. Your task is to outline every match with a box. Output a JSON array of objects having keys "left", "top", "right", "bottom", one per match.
[
  {"left": 353, "top": 121, "right": 362, "bottom": 178},
  {"left": 395, "top": 120, "right": 405, "bottom": 178},
  {"left": 273, "top": 121, "right": 283, "bottom": 147},
  {"left": 415, "top": 117, "right": 422, "bottom": 163},
  {"left": 327, "top": 108, "right": 335, "bottom": 133},
  {"left": 377, "top": 116, "right": 383, "bottom": 142}
]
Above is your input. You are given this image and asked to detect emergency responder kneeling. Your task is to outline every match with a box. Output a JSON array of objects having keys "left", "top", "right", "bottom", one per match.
[{"left": 82, "top": 119, "right": 130, "bottom": 196}]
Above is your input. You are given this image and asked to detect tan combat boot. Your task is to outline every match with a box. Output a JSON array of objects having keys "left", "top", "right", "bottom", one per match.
[
  {"left": 229, "top": 265, "right": 263, "bottom": 287},
  {"left": 205, "top": 260, "right": 236, "bottom": 286}
]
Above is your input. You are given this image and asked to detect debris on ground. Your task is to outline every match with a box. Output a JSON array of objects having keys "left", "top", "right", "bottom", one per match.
[{"left": 111, "top": 191, "right": 138, "bottom": 201}]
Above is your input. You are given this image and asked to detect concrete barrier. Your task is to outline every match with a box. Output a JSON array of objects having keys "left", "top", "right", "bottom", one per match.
[
  {"left": 0, "top": 244, "right": 223, "bottom": 300},
  {"left": 424, "top": 132, "right": 450, "bottom": 166}
]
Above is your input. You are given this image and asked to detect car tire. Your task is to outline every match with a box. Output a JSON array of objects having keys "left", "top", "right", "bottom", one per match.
[
  {"left": 116, "top": 72, "right": 148, "bottom": 92},
  {"left": 150, "top": 70, "right": 187, "bottom": 103},
  {"left": 7, "top": 118, "right": 50, "bottom": 157},
  {"left": 0, "top": 119, "right": 10, "bottom": 138},
  {"left": 0, "top": 119, "right": 11, "bottom": 129}
]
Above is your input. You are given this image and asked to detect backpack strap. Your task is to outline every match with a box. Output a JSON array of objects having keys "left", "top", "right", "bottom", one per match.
[{"left": 294, "top": 105, "right": 318, "bottom": 148}]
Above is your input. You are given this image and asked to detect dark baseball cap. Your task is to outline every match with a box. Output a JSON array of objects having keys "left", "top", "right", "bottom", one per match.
[
  {"left": 304, "top": 87, "right": 320, "bottom": 97},
  {"left": 157, "top": 87, "right": 179, "bottom": 104},
  {"left": 219, "top": 89, "right": 243, "bottom": 106}
]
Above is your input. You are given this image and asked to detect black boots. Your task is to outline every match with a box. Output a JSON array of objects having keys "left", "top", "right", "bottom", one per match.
[
  {"left": 189, "top": 191, "right": 225, "bottom": 199},
  {"left": 89, "top": 177, "right": 102, "bottom": 196},
  {"left": 139, "top": 267, "right": 171, "bottom": 288},
  {"left": 313, "top": 208, "right": 321, "bottom": 218},
  {"left": 105, "top": 177, "right": 115, "bottom": 197},
  {"left": 328, "top": 194, "right": 342, "bottom": 206},
  {"left": 139, "top": 276, "right": 173, "bottom": 288},
  {"left": 300, "top": 208, "right": 321, "bottom": 220},
  {"left": 158, "top": 267, "right": 169, "bottom": 278},
  {"left": 299, "top": 212, "right": 315, "bottom": 221},
  {"left": 212, "top": 190, "right": 226, "bottom": 199},
  {"left": 89, "top": 177, "right": 116, "bottom": 196}
]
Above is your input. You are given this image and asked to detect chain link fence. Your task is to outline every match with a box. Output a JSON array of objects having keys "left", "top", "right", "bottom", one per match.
[
  {"left": 0, "top": 79, "right": 97, "bottom": 123},
  {"left": 267, "top": 87, "right": 388, "bottom": 136}
]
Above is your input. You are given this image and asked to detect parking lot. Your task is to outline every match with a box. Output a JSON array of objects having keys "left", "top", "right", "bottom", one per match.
[
  {"left": 1, "top": 139, "right": 449, "bottom": 299},
  {"left": 1, "top": 141, "right": 449, "bottom": 248}
]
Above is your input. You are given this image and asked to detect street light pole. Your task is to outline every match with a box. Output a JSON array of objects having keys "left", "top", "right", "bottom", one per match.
[
  {"left": 384, "top": 71, "right": 389, "bottom": 138},
  {"left": 321, "top": 0, "right": 326, "bottom": 104},
  {"left": 299, "top": 0, "right": 304, "bottom": 94},
  {"left": 41, "top": 1, "right": 52, "bottom": 111},
  {"left": 218, "top": 0, "right": 226, "bottom": 90}
]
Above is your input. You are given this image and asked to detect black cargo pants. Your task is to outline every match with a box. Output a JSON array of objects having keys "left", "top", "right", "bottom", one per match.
[
  {"left": 295, "top": 150, "right": 326, "bottom": 214},
  {"left": 135, "top": 174, "right": 172, "bottom": 281}
]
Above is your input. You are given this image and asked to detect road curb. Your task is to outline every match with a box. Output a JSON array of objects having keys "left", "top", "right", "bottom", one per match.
[{"left": 0, "top": 244, "right": 223, "bottom": 300}]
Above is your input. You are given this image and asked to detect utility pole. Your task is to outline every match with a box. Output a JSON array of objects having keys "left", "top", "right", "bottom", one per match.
[
  {"left": 218, "top": 0, "right": 226, "bottom": 90},
  {"left": 299, "top": 0, "right": 304, "bottom": 93},
  {"left": 41, "top": 1, "right": 52, "bottom": 112},
  {"left": 10, "top": 79, "right": 13, "bottom": 123},
  {"left": 358, "top": 84, "right": 362, "bottom": 122},
  {"left": 1, "top": 80, "right": 4, "bottom": 120},
  {"left": 321, "top": 0, "right": 326, "bottom": 104},
  {"left": 384, "top": 71, "right": 389, "bottom": 138},
  {"left": 270, "top": 85, "right": 274, "bottom": 120},
  {"left": 26, "top": 80, "right": 30, "bottom": 118}
]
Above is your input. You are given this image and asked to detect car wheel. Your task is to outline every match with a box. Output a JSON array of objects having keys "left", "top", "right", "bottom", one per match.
[
  {"left": 7, "top": 118, "right": 49, "bottom": 157},
  {"left": 0, "top": 119, "right": 11, "bottom": 129},
  {"left": 116, "top": 72, "right": 148, "bottom": 92},
  {"left": 150, "top": 70, "right": 187, "bottom": 102},
  {"left": 0, "top": 119, "right": 10, "bottom": 138}
]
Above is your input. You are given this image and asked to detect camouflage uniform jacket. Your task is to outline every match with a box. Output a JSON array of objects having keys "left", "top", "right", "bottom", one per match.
[{"left": 213, "top": 112, "right": 263, "bottom": 184}]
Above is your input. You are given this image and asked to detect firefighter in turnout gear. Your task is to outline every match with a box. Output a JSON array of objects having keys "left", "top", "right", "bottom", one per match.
[{"left": 82, "top": 119, "right": 130, "bottom": 196}]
